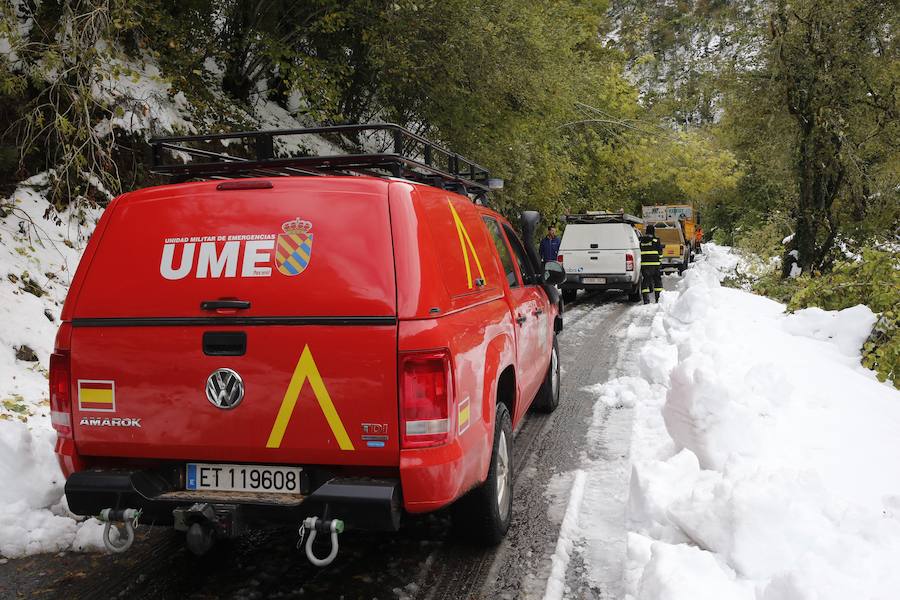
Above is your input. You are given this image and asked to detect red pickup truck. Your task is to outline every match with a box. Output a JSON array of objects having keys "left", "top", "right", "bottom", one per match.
[{"left": 50, "top": 125, "right": 564, "bottom": 559}]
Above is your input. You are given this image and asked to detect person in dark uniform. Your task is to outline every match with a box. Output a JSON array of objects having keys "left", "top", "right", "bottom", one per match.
[{"left": 639, "top": 224, "right": 663, "bottom": 304}]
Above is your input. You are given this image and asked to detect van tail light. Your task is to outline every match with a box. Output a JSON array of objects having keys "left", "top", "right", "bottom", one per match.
[
  {"left": 400, "top": 350, "right": 453, "bottom": 449},
  {"left": 49, "top": 351, "right": 72, "bottom": 438},
  {"left": 625, "top": 253, "right": 634, "bottom": 271},
  {"left": 557, "top": 254, "right": 564, "bottom": 263}
]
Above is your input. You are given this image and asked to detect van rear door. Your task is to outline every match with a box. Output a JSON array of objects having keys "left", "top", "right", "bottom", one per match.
[{"left": 67, "top": 178, "right": 399, "bottom": 467}]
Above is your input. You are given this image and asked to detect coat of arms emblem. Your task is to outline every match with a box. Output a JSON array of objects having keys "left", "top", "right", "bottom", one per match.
[{"left": 275, "top": 217, "right": 313, "bottom": 276}]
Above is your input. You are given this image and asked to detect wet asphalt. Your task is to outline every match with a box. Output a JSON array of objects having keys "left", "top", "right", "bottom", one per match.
[{"left": 0, "top": 289, "right": 651, "bottom": 600}]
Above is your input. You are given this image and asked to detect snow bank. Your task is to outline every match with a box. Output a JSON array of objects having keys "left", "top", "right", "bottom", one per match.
[
  {"left": 0, "top": 176, "right": 107, "bottom": 558},
  {"left": 92, "top": 55, "right": 196, "bottom": 138},
  {"left": 616, "top": 244, "right": 899, "bottom": 599}
]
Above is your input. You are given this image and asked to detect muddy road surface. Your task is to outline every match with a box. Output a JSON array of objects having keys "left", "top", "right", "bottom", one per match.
[{"left": 0, "top": 287, "right": 661, "bottom": 600}]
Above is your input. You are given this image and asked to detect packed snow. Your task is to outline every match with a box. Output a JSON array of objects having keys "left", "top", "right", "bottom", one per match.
[
  {"left": 543, "top": 470, "right": 588, "bottom": 600},
  {"left": 581, "top": 243, "right": 899, "bottom": 600},
  {"left": 0, "top": 174, "right": 106, "bottom": 558}
]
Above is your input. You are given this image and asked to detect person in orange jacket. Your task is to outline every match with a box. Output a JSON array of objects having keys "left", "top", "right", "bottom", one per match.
[{"left": 695, "top": 225, "right": 703, "bottom": 254}]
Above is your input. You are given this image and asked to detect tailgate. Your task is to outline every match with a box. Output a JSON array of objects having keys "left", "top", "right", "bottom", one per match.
[
  {"left": 662, "top": 244, "right": 683, "bottom": 259},
  {"left": 560, "top": 249, "right": 627, "bottom": 275},
  {"left": 68, "top": 178, "right": 399, "bottom": 466},
  {"left": 70, "top": 324, "right": 397, "bottom": 466}
]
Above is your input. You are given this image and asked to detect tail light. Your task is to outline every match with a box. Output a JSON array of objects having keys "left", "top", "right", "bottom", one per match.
[
  {"left": 400, "top": 350, "right": 453, "bottom": 449},
  {"left": 625, "top": 253, "right": 634, "bottom": 271},
  {"left": 557, "top": 254, "right": 564, "bottom": 263},
  {"left": 49, "top": 351, "right": 72, "bottom": 438}
]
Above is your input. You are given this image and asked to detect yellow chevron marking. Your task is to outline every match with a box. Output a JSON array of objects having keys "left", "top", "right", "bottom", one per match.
[
  {"left": 447, "top": 200, "right": 486, "bottom": 289},
  {"left": 266, "top": 345, "right": 354, "bottom": 450}
]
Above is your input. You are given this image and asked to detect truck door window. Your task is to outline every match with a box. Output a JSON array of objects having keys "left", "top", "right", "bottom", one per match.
[
  {"left": 483, "top": 217, "right": 518, "bottom": 287},
  {"left": 502, "top": 224, "right": 537, "bottom": 286}
]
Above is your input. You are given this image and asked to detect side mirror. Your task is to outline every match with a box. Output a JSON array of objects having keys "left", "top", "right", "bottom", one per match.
[
  {"left": 519, "top": 210, "right": 542, "bottom": 270},
  {"left": 543, "top": 261, "right": 566, "bottom": 285}
]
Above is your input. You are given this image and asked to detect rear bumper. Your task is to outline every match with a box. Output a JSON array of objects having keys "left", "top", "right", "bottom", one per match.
[
  {"left": 65, "top": 469, "right": 402, "bottom": 532},
  {"left": 560, "top": 273, "right": 636, "bottom": 290}
]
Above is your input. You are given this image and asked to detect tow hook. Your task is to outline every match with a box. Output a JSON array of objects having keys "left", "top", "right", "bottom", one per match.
[
  {"left": 299, "top": 516, "right": 344, "bottom": 567},
  {"left": 98, "top": 508, "right": 141, "bottom": 554},
  {"left": 173, "top": 502, "right": 242, "bottom": 556}
]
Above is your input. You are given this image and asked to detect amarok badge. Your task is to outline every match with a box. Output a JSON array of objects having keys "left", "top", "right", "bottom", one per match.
[{"left": 275, "top": 217, "right": 313, "bottom": 276}]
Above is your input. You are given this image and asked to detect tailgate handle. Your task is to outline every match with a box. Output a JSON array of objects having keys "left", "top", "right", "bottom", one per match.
[
  {"left": 203, "top": 332, "right": 247, "bottom": 356},
  {"left": 201, "top": 300, "right": 251, "bottom": 311}
]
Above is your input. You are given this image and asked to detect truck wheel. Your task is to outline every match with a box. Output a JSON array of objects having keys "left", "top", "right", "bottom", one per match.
[
  {"left": 532, "top": 336, "right": 560, "bottom": 413},
  {"left": 628, "top": 278, "right": 642, "bottom": 302},
  {"left": 561, "top": 289, "right": 577, "bottom": 304},
  {"left": 451, "top": 402, "right": 513, "bottom": 545}
]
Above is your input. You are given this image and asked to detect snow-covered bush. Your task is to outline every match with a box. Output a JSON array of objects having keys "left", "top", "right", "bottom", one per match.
[{"left": 786, "top": 249, "right": 899, "bottom": 387}]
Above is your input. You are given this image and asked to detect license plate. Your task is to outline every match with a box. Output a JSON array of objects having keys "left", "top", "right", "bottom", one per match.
[
  {"left": 583, "top": 277, "right": 606, "bottom": 284},
  {"left": 186, "top": 463, "right": 302, "bottom": 494}
]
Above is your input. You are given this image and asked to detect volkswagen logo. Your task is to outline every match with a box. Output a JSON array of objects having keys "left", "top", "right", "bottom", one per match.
[{"left": 205, "top": 368, "right": 244, "bottom": 409}]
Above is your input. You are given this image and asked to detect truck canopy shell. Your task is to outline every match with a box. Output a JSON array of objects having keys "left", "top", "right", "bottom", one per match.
[
  {"left": 560, "top": 223, "right": 638, "bottom": 250},
  {"left": 64, "top": 177, "right": 402, "bottom": 467}
]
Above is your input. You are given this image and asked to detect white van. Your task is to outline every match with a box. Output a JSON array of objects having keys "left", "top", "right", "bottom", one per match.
[{"left": 556, "top": 213, "right": 642, "bottom": 303}]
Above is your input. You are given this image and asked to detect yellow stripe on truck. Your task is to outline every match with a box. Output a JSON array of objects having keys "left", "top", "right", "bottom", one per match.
[
  {"left": 448, "top": 200, "right": 487, "bottom": 289},
  {"left": 266, "top": 345, "right": 355, "bottom": 450}
]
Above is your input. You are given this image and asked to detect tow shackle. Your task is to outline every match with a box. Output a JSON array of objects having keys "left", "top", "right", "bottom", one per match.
[
  {"left": 98, "top": 508, "right": 141, "bottom": 553},
  {"left": 300, "top": 516, "right": 344, "bottom": 567}
]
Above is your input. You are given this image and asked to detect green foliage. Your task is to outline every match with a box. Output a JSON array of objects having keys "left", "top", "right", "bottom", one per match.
[
  {"left": 1, "top": 0, "right": 744, "bottom": 221},
  {"left": 764, "top": 0, "right": 900, "bottom": 275},
  {"left": 732, "top": 214, "right": 792, "bottom": 260},
  {"left": 610, "top": 0, "right": 900, "bottom": 271}
]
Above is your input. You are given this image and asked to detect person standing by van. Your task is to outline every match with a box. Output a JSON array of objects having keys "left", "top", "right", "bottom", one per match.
[
  {"left": 539, "top": 226, "right": 561, "bottom": 264},
  {"left": 639, "top": 224, "right": 663, "bottom": 304}
]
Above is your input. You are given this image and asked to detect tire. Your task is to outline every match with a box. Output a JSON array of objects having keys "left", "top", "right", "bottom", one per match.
[
  {"left": 628, "top": 277, "right": 642, "bottom": 302},
  {"left": 451, "top": 402, "right": 513, "bottom": 545},
  {"left": 561, "top": 289, "right": 577, "bottom": 304},
  {"left": 532, "top": 336, "right": 560, "bottom": 413}
]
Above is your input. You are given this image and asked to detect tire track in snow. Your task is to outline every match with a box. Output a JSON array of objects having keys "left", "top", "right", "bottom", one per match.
[{"left": 542, "top": 470, "right": 587, "bottom": 600}]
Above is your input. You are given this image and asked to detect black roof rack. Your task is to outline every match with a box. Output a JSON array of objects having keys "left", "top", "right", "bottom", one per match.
[
  {"left": 564, "top": 212, "right": 643, "bottom": 225},
  {"left": 149, "top": 123, "right": 502, "bottom": 195}
]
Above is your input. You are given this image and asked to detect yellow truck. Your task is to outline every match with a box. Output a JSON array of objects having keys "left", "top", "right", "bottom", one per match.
[
  {"left": 641, "top": 204, "right": 698, "bottom": 250},
  {"left": 638, "top": 204, "right": 699, "bottom": 274}
]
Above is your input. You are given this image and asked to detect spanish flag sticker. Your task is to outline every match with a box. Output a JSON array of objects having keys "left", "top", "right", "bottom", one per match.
[{"left": 78, "top": 380, "right": 116, "bottom": 412}]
